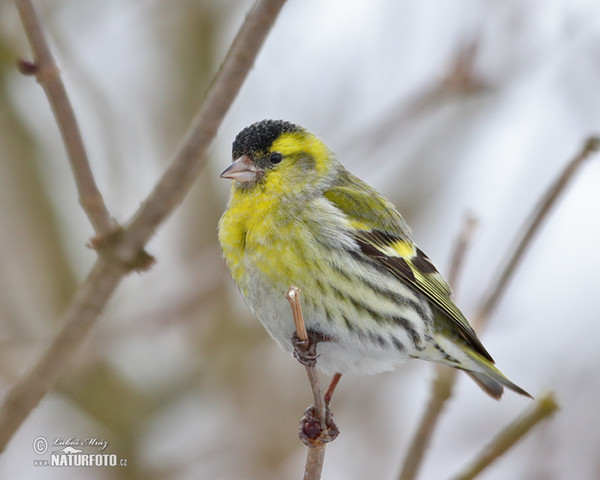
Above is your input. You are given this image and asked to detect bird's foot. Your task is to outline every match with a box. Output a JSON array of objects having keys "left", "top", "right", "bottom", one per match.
[
  {"left": 299, "top": 404, "right": 339, "bottom": 447},
  {"left": 291, "top": 330, "right": 325, "bottom": 367}
]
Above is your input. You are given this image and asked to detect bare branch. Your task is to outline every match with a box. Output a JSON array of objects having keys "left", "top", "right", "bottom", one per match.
[
  {"left": 398, "top": 214, "right": 478, "bottom": 480},
  {"left": 447, "top": 213, "right": 479, "bottom": 289},
  {"left": 0, "top": 0, "right": 288, "bottom": 452},
  {"left": 452, "top": 393, "right": 559, "bottom": 480},
  {"left": 398, "top": 137, "right": 598, "bottom": 480},
  {"left": 14, "top": 0, "right": 114, "bottom": 235},
  {"left": 287, "top": 287, "right": 327, "bottom": 430},
  {"left": 343, "top": 39, "right": 488, "bottom": 156},
  {"left": 286, "top": 286, "right": 328, "bottom": 480},
  {"left": 473, "top": 136, "right": 600, "bottom": 329},
  {"left": 288, "top": 286, "right": 309, "bottom": 343},
  {"left": 121, "top": 0, "right": 287, "bottom": 252},
  {"left": 0, "top": 259, "right": 126, "bottom": 451},
  {"left": 303, "top": 449, "right": 326, "bottom": 480}
]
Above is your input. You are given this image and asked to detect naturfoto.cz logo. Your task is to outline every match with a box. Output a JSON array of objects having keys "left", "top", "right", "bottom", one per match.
[{"left": 32, "top": 436, "right": 127, "bottom": 467}]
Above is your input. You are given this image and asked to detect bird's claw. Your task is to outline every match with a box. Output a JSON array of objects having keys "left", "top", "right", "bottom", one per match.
[{"left": 292, "top": 332, "right": 319, "bottom": 367}]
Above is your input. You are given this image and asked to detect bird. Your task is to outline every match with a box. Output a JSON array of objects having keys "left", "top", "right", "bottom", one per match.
[{"left": 218, "top": 119, "right": 530, "bottom": 400}]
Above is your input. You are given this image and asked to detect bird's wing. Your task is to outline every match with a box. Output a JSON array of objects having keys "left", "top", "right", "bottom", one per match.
[{"left": 324, "top": 180, "right": 493, "bottom": 362}]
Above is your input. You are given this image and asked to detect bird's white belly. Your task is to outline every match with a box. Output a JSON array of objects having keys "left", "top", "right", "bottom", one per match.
[{"left": 241, "top": 265, "right": 432, "bottom": 376}]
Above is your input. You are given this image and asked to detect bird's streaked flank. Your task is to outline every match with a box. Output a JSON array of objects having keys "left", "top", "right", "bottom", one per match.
[{"left": 218, "top": 119, "right": 530, "bottom": 399}]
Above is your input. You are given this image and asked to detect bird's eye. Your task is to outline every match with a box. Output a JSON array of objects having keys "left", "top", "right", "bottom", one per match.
[{"left": 269, "top": 152, "right": 283, "bottom": 165}]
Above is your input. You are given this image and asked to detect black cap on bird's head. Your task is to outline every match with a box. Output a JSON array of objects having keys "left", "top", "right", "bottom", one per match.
[
  {"left": 232, "top": 120, "right": 303, "bottom": 159},
  {"left": 221, "top": 120, "right": 304, "bottom": 183}
]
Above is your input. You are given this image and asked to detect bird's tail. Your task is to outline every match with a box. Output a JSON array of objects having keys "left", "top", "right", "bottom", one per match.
[{"left": 462, "top": 348, "right": 532, "bottom": 400}]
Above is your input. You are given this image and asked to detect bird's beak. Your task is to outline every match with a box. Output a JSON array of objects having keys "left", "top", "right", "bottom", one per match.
[{"left": 219, "top": 155, "right": 261, "bottom": 183}]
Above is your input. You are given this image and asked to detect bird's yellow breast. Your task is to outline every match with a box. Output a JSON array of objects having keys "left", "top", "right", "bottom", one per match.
[{"left": 218, "top": 184, "right": 313, "bottom": 295}]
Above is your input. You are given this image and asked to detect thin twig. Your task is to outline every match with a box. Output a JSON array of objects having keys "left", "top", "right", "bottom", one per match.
[
  {"left": 452, "top": 393, "right": 559, "bottom": 480},
  {"left": 286, "top": 286, "right": 328, "bottom": 480},
  {"left": 398, "top": 214, "right": 478, "bottom": 480},
  {"left": 303, "top": 449, "right": 326, "bottom": 480},
  {"left": 398, "top": 136, "right": 599, "bottom": 480},
  {"left": 0, "top": 0, "right": 288, "bottom": 453},
  {"left": 14, "top": 0, "right": 114, "bottom": 236},
  {"left": 473, "top": 136, "right": 600, "bottom": 329},
  {"left": 343, "top": 39, "right": 487, "bottom": 157},
  {"left": 288, "top": 286, "right": 309, "bottom": 342},
  {"left": 447, "top": 213, "right": 479, "bottom": 289}
]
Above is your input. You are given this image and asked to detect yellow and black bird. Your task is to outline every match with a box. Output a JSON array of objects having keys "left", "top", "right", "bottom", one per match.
[{"left": 218, "top": 119, "right": 530, "bottom": 399}]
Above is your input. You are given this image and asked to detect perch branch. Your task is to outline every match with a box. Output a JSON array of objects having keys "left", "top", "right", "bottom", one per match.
[
  {"left": 286, "top": 286, "right": 329, "bottom": 480},
  {"left": 452, "top": 393, "right": 559, "bottom": 480},
  {"left": 287, "top": 287, "right": 327, "bottom": 429},
  {"left": 14, "top": 0, "right": 114, "bottom": 235},
  {"left": 0, "top": 0, "right": 288, "bottom": 453}
]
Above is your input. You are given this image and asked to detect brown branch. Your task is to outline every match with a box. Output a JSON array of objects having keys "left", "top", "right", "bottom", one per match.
[
  {"left": 14, "top": 0, "right": 114, "bottom": 236},
  {"left": 0, "top": 260, "right": 125, "bottom": 451},
  {"left": 398, "top": 136, "right": 598, "bottom": 480},
  {"left": 398, "top": 214, "right": 478, "bottom": 480},
  {"left": 288, "top": 286, "right": 310, "bottom": 343},
  {"left": 286, "top": 286, "right": 328, "bottom": 480},
  {"left": 447, "top": 213, "right": 479, "bottom": 289},
  {"left": 119, "top": 0, "right": 287, "bottom": 252},
  {"left": 473, "top": 136, "right": 600, "bottom": 329},
  {"left": 0, "top": 0, "right": 288, "bottom": 453},
  {"left": 343, "top": 39, "right": 488, "bottom": 155},
  {"left": 452, "top": 393, "right": 559, "bottom": 480}
]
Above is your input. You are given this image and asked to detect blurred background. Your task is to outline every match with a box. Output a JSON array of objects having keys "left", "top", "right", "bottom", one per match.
[{"left": 1, "top": 0, "right": 599, "bottom": 479}]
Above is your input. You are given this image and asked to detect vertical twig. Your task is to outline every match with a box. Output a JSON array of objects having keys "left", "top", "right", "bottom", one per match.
[
  {"left": 452, "top": 393, "right": 559, "bottom": 480},
  {"left": 286, "top": 287, "right": 328, "bottom": 431},
  {"left": 14, "top": 0, "right": 114, "bottom": 236},
  {"left": 286, "top": 286, "right": 335, "bottom": 480}
]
